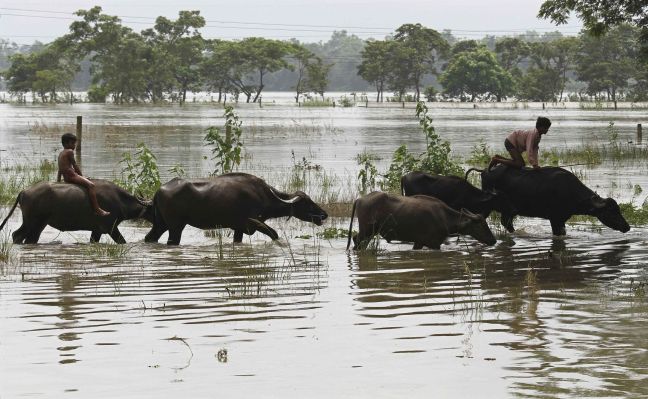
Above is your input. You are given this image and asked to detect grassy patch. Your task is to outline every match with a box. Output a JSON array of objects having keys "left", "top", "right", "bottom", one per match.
[
  {"left": 300, "top": 98, "right": 334, "bottom": 107},
  {"left": 83, "top": 243, "right": 131, "bottom": 258},
  {"left": 0, "top": 162, "right": 55, "bottom": 205}
]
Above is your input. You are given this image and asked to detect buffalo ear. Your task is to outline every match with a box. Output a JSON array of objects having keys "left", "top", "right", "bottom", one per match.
[{"left": 590, "top": 195, "right": 607, "bottom": 211}]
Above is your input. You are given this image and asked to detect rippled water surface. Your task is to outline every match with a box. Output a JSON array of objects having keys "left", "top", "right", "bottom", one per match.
[{"left": 1, "top": 101, "right": 648, "bottom": 397}]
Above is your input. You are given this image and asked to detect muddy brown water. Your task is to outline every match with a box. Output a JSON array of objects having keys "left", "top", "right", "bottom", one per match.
[{"left": 1, "top": 99, "right": 648, "bottom": 397}]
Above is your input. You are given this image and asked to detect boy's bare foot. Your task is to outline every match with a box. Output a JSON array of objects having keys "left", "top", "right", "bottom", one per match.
[{"left": 95, "top": 209, "right": 111, "bottom": 217}]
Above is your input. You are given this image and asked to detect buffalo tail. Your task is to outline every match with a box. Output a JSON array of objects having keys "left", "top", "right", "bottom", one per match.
[
  {"left": 346, "top": 199, "right": 358, "bottom": 250},
  {"left": 0, "top": 192, "right": 21, "bottom": 232},
  {"left": 464, "top": 167, "right": 484, "bottom": 180}
]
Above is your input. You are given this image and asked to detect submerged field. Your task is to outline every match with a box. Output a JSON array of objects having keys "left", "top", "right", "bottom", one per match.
[{"left": 1, "top": 100, "right": 648, "bottom": 397}]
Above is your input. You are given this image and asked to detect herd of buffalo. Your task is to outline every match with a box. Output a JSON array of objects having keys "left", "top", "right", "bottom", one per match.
[{"left": 0, "top": 165, "right": 631, "bottom": 249}]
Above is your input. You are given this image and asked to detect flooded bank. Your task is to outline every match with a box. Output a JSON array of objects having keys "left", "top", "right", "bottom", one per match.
[{"left": 1, "top": 102, "right": 648, "bottom": 397}]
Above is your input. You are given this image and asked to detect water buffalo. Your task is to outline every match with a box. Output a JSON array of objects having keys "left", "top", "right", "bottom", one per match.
[
  {"left": 144, "top": 173, "right": 328, "bottom": 245},
  {"left": 0, "top": 180, "right": 154, "bottom": 244},
  {"left": 474, "top": 165, "right": 630, "bottom": 236},
  {"left": 346, "top": 192, "right": 496, "bottom": 250},
  {"left": 400, "top": 171, "right": 515, "bottom": 219}
]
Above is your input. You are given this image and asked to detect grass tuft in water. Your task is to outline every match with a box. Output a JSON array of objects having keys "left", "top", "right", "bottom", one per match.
[{"left": 83, "top": 243, "right": 131, "bottom": 258}]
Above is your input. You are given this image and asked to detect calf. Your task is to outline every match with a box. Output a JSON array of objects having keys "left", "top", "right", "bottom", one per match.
[
  {"left": 346, "top": 192, "right": 496, "bottom": 250},
  {"left": 401, "top": 171, "right": 514, "bottom": 219}
]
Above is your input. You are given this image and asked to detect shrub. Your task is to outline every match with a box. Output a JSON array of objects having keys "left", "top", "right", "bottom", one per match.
[
  {"left": 204, "top": 105, "right": 244, "bottom": 175},
  {"left": 117, "top": 143, "right": 161, "bottom": 199}
]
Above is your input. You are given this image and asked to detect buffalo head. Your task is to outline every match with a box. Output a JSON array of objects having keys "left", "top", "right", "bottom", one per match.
[
  {"left": 457, "top": 209, "right": 496, "bottom": 246},
  {"left": 591, "top": 196, "right": 630, "bottom": 233},
  {"left": 135, "top": 197, "right": 156, "bottom": 224},
  {"left": 282, "top": 191, "right": 328, "bottom": 226}
]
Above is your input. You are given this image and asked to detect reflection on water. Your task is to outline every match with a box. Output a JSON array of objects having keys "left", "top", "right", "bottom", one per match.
[
  {"left": 1, "top": 220, "right": 647, "bottom": 397},
  {"left": 1, "top": 103, "right": 648, "bottom": 397}
]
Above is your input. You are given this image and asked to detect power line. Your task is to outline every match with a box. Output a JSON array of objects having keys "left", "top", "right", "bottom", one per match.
[{"left": 0, "top": 6, "right": 582, "bottom": 33}]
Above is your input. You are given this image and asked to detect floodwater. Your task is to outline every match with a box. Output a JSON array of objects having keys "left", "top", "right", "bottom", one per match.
[{"left": 1, "top": 98, "right": 648, "bottom": 397}]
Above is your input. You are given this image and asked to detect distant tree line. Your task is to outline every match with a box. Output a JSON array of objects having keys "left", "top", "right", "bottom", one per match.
[{"left": 1, "top": 5, "right": 647, "bottom": 103}]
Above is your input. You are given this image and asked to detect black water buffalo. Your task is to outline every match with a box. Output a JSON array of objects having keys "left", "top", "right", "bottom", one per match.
[
  {"left": 400, "top": 171, "right": 515, "bottom": 219},
  {"left": 475, "top": 165, "right": 630, "bottom": 236},
  {"left": 144, "top": 173, "right": 328, "bottom": 245},
  {"left": 0, "top": 180, "right": 154, "bottom": 244},
  {"left": 346, "top": 192, "right": 496, "bottom": 250}
]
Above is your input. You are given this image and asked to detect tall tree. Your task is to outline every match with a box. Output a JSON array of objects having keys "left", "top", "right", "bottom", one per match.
[
  {"left": 304, "top": 57, "right": 332, "bottom": 99},
  {"left": 142, "top": 11, "right": 206, "bottom": 104},
  {"left": 393, "top": 23, "right": 449, "bottom": 101},
  {"left": 495, "top": 37, "right": 530, "bottom": 71},
  {"left": 289, "top": 43, "right": 320, "bottom": 103},
  {"left": 201, "top": 39, "right": 235, "bottom": 103},
  {"left": 240, "top": 37, "right": 292, "bottom": 103},
  {"left": 61, "top": 6, "right": 148, "bottom": 103},
  {"left": 439, "top": 47, "right": 514, "bottom": 101},
  {"left": 357, "top": 40, "right": 393, "bottom": 102},
  {"left": 539, "top": 0, "right": 648, "bottom": 56},
  {"left": 575, "top": 25, "right": 637, "bottom": 101}
]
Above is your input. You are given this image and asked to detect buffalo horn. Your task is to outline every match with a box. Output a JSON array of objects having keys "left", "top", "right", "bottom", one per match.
[{"left": 270, "top": 188, "right": 301, "bottom": 204}]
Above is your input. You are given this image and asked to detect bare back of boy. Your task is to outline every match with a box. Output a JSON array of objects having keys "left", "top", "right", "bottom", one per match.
[{"left": 57, "top": 148, "right": 110, "bottom": 217}]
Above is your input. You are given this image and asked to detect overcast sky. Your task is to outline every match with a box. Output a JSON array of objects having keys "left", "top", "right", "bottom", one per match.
[{"left": 0, "top": 0, "right": 581, "bottom": 45}]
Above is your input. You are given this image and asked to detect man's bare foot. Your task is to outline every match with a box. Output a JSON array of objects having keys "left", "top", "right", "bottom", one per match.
[{"left": 95, "top": 209, "right": 111, "bottom": 217}]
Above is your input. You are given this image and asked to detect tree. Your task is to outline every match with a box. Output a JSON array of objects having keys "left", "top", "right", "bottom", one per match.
[
  {"left": 451, "top": 40, "right": 481, "bottom": 56},
  {"left": 93, "top": 32, "right": 151, "bottom": 104},
  {"left": 201, "top": 40, "right": 235, "bottom": 103},
  {"left": 219, "top": 38, "right": 292, "bottom": 103},
  {"left": 142, "top": 11, "right": 206, "bottom": 104},
  {"left": 385, "top": 41, "right": 417, "bottom": 101},
  {"left": 575, "top": 25, "right": 638, "bottom": 101},
  {"left": 519, "top": 38, "right": 578, "bottom": 101},
  {"left": 289, "top": 43, "right": 320, "bottom": 103},
  {"left": 61, "top": 6, "right": 149, "bottom": 103},
  {"left": 4, "top": 53, "right": 35, "bottom": 101},
  {"left": 304, "top": 57, "right": 332, "bottom": 99},
  {"left": 539, "top": 0, "right": 648, "bottom": 56},
  {"left": 439, "top": 47, "right": 514, "bottom": 101},
  {"left": 357, "top": 40, "right": 393, "bottom": 102},
  {"left": 495, "top": 37, "right": 530, "bottom": 71},
  {"left": 4, "top": 42, "right": 76, "bottom": 103},
  {"left": 393, "top": 23, "right": 449, "bottom": 101}
]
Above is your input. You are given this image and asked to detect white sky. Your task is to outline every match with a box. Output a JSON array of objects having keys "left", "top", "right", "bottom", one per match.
[{"left": 0, "top": 0, "right": 581, "bottom": 45}]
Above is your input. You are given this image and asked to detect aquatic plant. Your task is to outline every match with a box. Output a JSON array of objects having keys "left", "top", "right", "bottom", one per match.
[
  {"left": 300, "top": 98, "right": 334, "bottom": 107},
  {"left": 382, "top": 102, "right": 463, "bottom": 191},
  {"left": 337, "top": 95, "right": 354, "bottom": 107},
  {"left": 117, "top": 143, "right": 161, "bottom": 199},
  {"left": 0, "top": 230, "right": 16, "bottom": 265},
  {"left": 466, "top": 139, "right": 492, "bottom": 167},
  {"left": 83, "top": 242, "right": 131, "bottom": 258},
  {"left": 0, "top": 162, "right": 55, "bottom": 205},
  {"left": 204, "top": 105, "right": 244, "bottom": 175},
  {"left": 355, "top": 151, "right": 379, "bottom": 194},
  {"left": 316, "top": 227, "right": 349, "bottom": 240}
]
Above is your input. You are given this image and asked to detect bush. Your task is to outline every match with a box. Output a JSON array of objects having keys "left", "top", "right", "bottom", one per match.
[
  {"left": 204, "top": 105, "right": 244, "bottom": 175},
  {"left": 87, "top": 85, "right": 109, "bottom": 103},
  {"left": 424, "top": 86, "right": 438, "bottom": 102},
  {"left": 381, "top": 102, "right": 463, "bottom": 191},
  {"left": 117, "top": 143, "right": 161, "bottom": 199}
]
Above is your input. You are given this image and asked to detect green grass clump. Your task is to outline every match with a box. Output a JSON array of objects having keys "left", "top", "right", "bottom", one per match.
[
  {"left": 317, "top": 227, "right": 349, "bottom": 240},
  {"left": 300, "top": 98, "right": 334, "bottom": 107},
  {"left": 619, "top": 203, "right": 648, "bottom": 225},
  {"left": 83, "top": 243, "right": 131, "bottom": 258}
]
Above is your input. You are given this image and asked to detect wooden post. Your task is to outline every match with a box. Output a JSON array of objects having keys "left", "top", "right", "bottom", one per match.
[
  {"left": 637, "top": 124, "right": 643, "bottom": 145},
  {"left": 614, "top": 100, "right": 617, "bottom": 110},
  {"left": 542, "top": 102, "right": 545, "bottom": 110},
  {"left": 75, "top": 116, "right": 82, "bottom": 155},
  {"left": 402, "top": 102, "right": 405, "bottom": 108}
]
